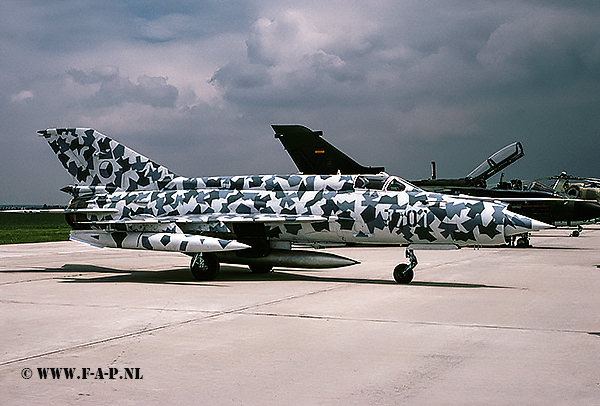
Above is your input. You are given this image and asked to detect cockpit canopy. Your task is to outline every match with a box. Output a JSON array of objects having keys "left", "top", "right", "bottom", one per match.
[
  {"left": 467, "top": 142, "right": 524, "bottom": 181},
  {"left": 354, "top": 174, "right": 415, "bottom": 192}
]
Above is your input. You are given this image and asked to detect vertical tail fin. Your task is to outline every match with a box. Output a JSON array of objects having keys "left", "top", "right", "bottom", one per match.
[
  {"left": 38, "top": 128, "right": 178, "bottom": 191},
  {"left": 272, "top": 125, "right": 385, "bottom": 175}
]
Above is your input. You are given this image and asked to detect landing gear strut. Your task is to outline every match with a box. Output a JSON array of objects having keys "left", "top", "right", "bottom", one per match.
[
  {"left": 508, "top": 233, "right": 531, "bottom": 248},
  {"left": 393, "top": 248, "right": 418, "bottom": 284},
  {"left": 515, "top": 233, "right": 531, "bottom": 248},
  {"left": 190, "top": 252, "right": 220, "bottom": 281}
]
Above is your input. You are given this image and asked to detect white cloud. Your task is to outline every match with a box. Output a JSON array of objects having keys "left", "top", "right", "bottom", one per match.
[
  {"left": 246, "top": 11, "right": 330, "bottom": 67},
  {"left": 11, "top": 90, "right": 34, "bottom": 103}
]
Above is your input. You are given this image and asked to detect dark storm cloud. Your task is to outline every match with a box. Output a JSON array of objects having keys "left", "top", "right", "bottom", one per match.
[
  {"left": 67, "top": 66, "right": 179, "bottom": 108},
  {"left": 211, "top": 63, "right": 272, "bottom": 90},
  {"left": 206, "top": 2, "right": 600, "bottom": 183},
  {"left": 1, "top": 0, "right": 600, "bottom": 204},
  {"left": 210, "top": 12, "right": 368, "bottom": 109},
  {"left": 211, "top": 3, "right": 600, "bottom": 113}
]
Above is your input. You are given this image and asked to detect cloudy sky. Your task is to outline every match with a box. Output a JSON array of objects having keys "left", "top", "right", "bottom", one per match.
[{"left": 1, "top": 0, "right": 599, "bottom": 204}]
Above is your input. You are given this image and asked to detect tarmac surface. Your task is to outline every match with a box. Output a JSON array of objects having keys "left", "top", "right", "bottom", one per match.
[{"left": 1, "top": 226, "right": 600, "bottom": 405}]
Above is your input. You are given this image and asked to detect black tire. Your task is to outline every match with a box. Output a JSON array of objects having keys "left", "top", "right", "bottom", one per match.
[
  {"left": 515, "top": 237, "right": 530, "bottom": 248},
  {"left": 249, "top": 264, "right": 273, "bottom": 274},
  {"left": 393, "top": 263, "right": 414, "bottom": 284},
  {"left": 190, "top": 253, "right": 220, "bottom": 281}
]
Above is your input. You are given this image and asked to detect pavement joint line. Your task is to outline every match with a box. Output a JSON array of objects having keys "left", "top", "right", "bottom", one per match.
[
  {"left": 244, "top": 311, "right": 600, "bottom": 336},
  {"left": 0, "top": 284, "right": 343, "bottom": 367},
  {"left": 0, "top": 298, "right": 221, "bottom": 313}
]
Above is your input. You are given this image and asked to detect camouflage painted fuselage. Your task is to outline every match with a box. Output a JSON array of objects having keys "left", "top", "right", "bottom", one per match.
[
  {"left": 66, "top": 173, "right": 530, "bottom": 248},
  {"left": 40, "top": 128, "right": 544, "bottom": 255}
]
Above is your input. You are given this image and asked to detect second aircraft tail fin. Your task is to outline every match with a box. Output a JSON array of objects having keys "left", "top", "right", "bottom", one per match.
[{"left": 273, "top": 124, "right": 385, "bottom": 175}]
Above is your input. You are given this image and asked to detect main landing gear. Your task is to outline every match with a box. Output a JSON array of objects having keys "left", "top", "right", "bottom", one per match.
[
  {"left": 507, "top": 233, "right": 531, "bottom": 248},
  {"left": 190, "top": 253, "right": 274, "bottom": 281},
  {"left": 515, "top": 233, "right": 531, "bottom": 248},
  {"left": 393, "top": 248, "right": 418, "bottom": 284},
  {"left": 190, "top": 252, "right": 220, "bottom": 281},
  {"left": 571, "top": 225, "right": 583, "bottom": 237}
]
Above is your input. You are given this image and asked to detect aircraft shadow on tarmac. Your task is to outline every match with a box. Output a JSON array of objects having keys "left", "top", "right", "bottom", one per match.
[
  {"left": 18, "top": 263, "right": 519, "bottom": 289},
  {"left": 509, "top": 245, "right": 589, "bottom": 250}
]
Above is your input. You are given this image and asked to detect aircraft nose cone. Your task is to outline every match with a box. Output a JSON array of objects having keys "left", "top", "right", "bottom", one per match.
[{"left": 503, "top": 209, "right": 553, "bottom": 237}]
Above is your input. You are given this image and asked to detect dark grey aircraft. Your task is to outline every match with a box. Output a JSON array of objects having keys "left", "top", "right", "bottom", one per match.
[
  {"left": 36, "top": 127, "right": 549, "bottom": 284},
  {"left": 273, "top": 124, "right": 522, "bottom": 187},
  {"left": 274, "top": 125, "right": 600, "bottom": 241}
]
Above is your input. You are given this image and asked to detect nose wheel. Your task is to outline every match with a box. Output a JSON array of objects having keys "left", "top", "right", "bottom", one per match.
[{"left": 393, "top": 248, "right": 417, "bottom": 284}]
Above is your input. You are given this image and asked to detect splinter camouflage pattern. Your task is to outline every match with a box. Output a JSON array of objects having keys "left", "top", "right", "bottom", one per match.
[
  {"left": 37, "top": 127, "right": 550, "bottom": 283},
  {"left": 38, "top": 128, "right": 548, "bottom": 252}
]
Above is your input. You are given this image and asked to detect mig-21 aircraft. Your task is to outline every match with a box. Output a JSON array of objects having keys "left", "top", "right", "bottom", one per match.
[{"left": 37, "top": 127, "right": 549, "bottom": 283}]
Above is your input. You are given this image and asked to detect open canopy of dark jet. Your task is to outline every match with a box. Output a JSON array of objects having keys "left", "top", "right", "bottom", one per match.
[
  {"left": 414, "top": 141, "right": 524, "bottom": 190},
  {"left": 273, "top": 125, "right": 600, "bottom": 229}
]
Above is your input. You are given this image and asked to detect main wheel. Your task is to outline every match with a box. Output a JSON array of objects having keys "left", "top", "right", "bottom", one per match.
[
  {"left": 249, "top": 264, "right": 273, "bottom": 274},
  {"left": 515, "top": 237, "right": 530, "bottom": 248},
  {"left": 393, "top": 263, "right": 414, "bottom": 284},
  {"left": 190, "top": 253, "right": 220, "bottom": 281}
]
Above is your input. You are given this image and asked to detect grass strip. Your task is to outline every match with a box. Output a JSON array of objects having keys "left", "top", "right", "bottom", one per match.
[{"left": 0, "top": 212, "right": 71, "bottom": 244}]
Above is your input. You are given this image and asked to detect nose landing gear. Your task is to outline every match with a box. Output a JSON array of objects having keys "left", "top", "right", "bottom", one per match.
[{"left": 393, "top": 248, "right": 418, "bottom": 284}]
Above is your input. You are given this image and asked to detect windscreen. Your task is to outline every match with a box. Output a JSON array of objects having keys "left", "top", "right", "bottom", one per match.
[{"left": 354, "top": 174, "right": 389, "bottom": 190}]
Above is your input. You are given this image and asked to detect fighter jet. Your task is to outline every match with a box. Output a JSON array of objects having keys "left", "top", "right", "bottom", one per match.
[
  {"left": 274, "top": 125, "right": 600, "bottom": 237},
  {"left": 273, "top": 124, "right": 523, "bottom": 188},
  {"left": 38, "top": 128, "right": 549, "bottom": 284}
]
